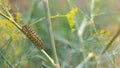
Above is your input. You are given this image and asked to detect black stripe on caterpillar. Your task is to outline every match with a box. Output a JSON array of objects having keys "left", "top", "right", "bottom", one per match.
[{"left": 22, "top": 25, "right": 44, "bottom": 49}]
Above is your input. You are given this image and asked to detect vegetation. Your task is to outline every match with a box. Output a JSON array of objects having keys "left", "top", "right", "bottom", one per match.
[{"left": 0, "top": 0, "right": 120, "bottom": 68}]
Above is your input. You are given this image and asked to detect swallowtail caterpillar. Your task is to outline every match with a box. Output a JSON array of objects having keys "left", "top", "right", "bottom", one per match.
[{"left": 22, "top": 25, "right": 44, "bottom": 49}]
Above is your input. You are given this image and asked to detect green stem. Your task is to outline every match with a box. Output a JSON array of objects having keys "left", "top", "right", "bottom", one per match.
[
  {"left": 41, "top": 49, "right": 55, "bottom": 65},
  {"left": 90, "top": 0, "right": 94, "bottom": 18},
  {"left": 89, "top": 0, "right": 105, "bottom": 51},
  {"left": 0, "top": 12, "right": 55, "bottom": 66},
  {"left": 0, "top": 50, "right": 14, "bottom": 68},
  {"left": 30, "top": 14, "right": 66, "bottom": 26},
  {"left": 0, "top": 12, "right": 22, "bottom": 30}
]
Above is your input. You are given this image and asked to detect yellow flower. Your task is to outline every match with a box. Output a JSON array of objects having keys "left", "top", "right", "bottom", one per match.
[
  {"left": 2, "top": 19, "right": 16, "bottom": 32},
  {"left": 72, "top": 28, "right": 76, "bottom": 32},
  {"left": 0, "top": 0, "right": 11, "bottom": 10},
  {"left": 0, "top": 19, "right": 19, "bottom": 41},
  {"left": 89, "top": 18, "right": 94, "bottom": 24},
  {"left": 66, "top": 7, "right": 78, "bottom": 32},
  {"left": 99, "top": 29, "right": 110, "bottom": 37},
  {"left": 11, "top": 33, "right": 18, "bottom": 40},
  {"left": 15, "top": 12, "right": 22, "bottom": 22}
]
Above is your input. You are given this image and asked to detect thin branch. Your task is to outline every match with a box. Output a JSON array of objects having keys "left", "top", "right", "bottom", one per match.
[
  {"left": 43, "top": 0, "right": 60, "bottom": 68},
  {"left": 101, "top": 27, "right": 120, "bottom": 54},
  {"left": 30, "top": 14, "right": 66, "bottom": 26}
]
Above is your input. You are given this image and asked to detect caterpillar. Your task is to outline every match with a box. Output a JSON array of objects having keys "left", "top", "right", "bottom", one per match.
[{"left": 22, "top": 25, "right": 44, "bottom": 49}]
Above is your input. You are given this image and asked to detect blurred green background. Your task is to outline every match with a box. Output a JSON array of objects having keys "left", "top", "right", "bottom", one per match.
[{"left": 0, "top": 0, "right": 120, "bottom": 68}]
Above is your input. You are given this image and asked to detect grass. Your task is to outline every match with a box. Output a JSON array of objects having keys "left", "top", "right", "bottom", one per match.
[{"left": 0, "top": 0, "right": 120, "bottom": 68}]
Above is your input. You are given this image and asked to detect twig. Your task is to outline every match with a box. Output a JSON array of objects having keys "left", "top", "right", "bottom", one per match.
[
  {"left": 42, "top": 0, "right": 60, "bottom": 68},
  {"left": 101, "top": 27, "right": 120, "bottom": 54}
]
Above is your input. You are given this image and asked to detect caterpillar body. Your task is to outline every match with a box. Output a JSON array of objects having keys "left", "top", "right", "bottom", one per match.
[{"left": 22, "top": 25, "right": 44, "bottom": 49}]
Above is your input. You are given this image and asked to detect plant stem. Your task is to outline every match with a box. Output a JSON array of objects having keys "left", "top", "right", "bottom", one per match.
[
  {"left": 0, "top": 50, "right": 14, "bottom": 68},
  {"left": 0, "top": 12, "right": 55, "bottom": 66},
  {"left": 89, "top": 0, "right": 106, "bottom": 51},
  {"left": 41, "top": 49, "right": 55, "bottom": 65},
  {"left": 0, "top": 12, "right": 22, "bottom": 30},
  {"left": 30, "top": 14, "right": 66, "bottom": 26},
  {"left": 101, "top": 27, "right": 120, "bottom": 54},
  {"left": 43, "top": 0, "right": 60, "bottom": 68},
  {"left": 91, "top": 0, "right": 94, "bottom": 18},
  {"left": 1, "top": 55, "right": 14, "bottom": 68},
  {"left": 76, "top": 53, "right": 94, "bottom": 68}
]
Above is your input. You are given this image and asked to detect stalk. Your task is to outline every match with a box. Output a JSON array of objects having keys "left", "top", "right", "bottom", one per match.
[{"left": 43, "top": 0, "right": 60, "bottom": 68}]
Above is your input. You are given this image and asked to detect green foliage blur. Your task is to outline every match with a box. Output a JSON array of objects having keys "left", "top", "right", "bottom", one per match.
[{"left": 0, "top": 0, "right": 120, "bottom": 68}]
